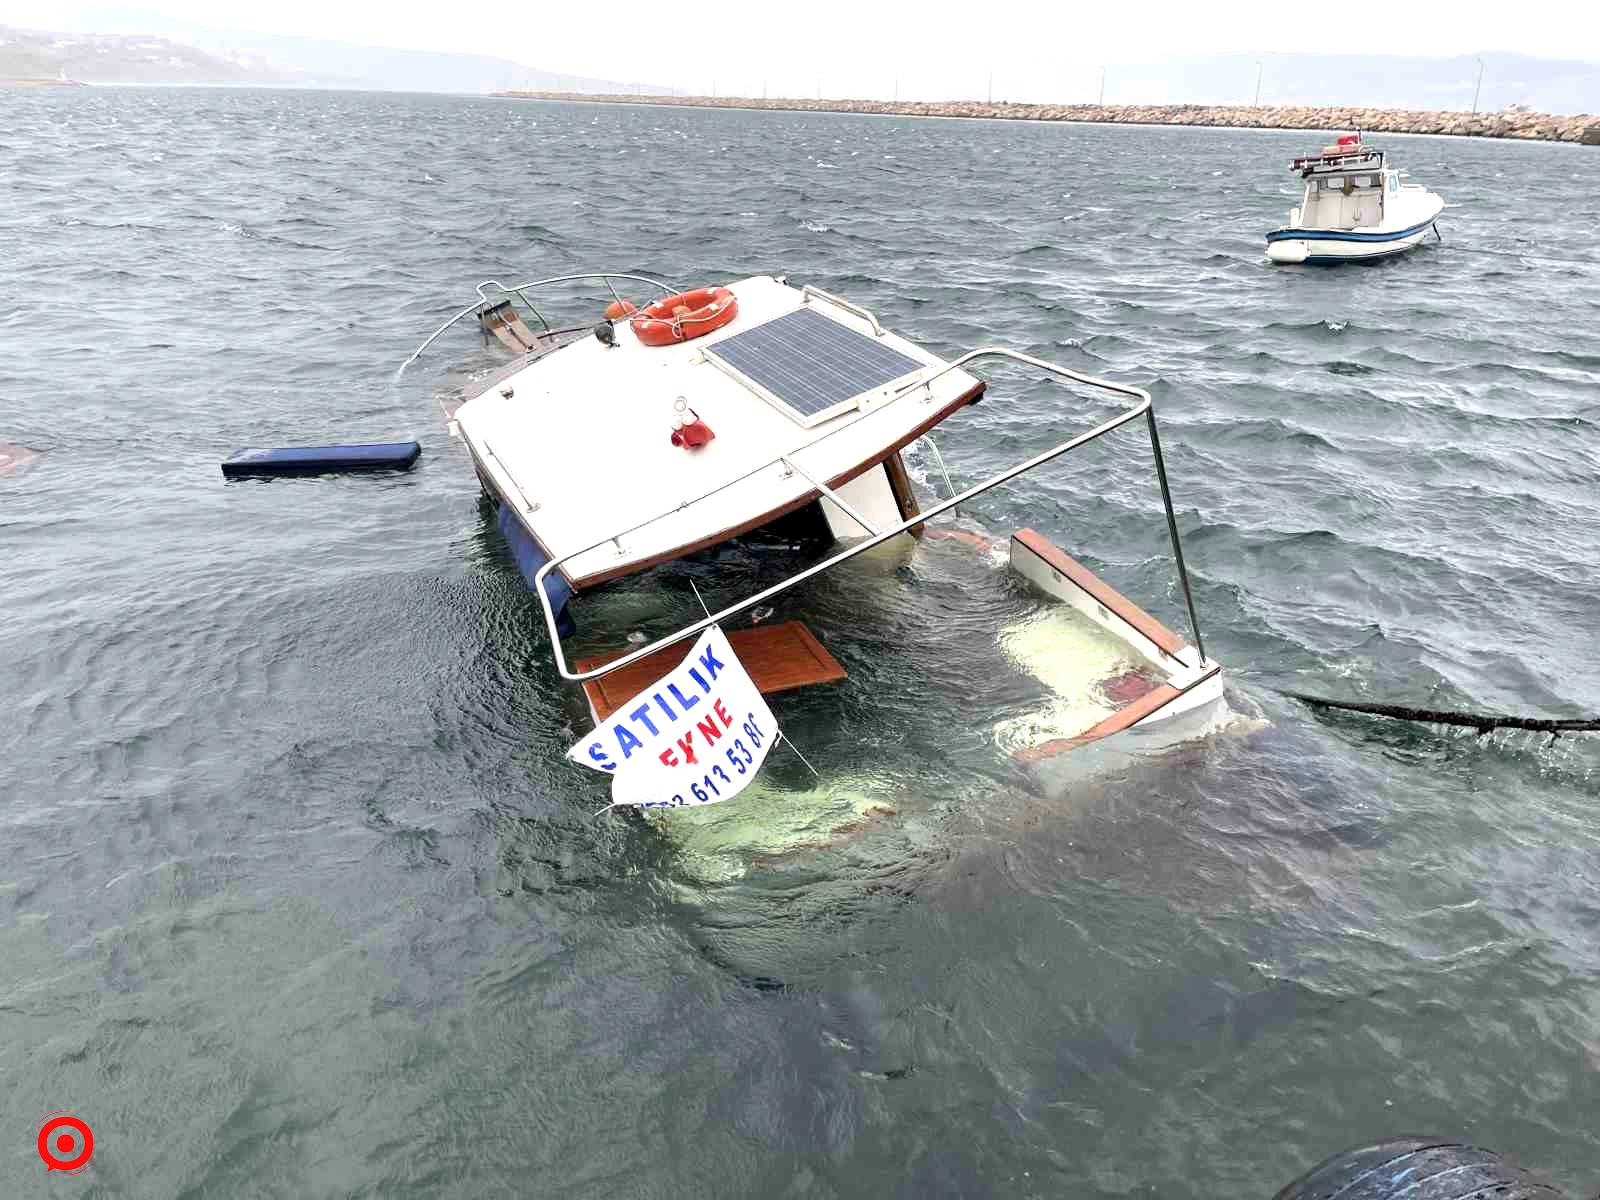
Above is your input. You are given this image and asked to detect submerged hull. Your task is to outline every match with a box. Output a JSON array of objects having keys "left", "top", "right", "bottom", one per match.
[{"left": 1003, "top": 528, "right": 1225, "bottom": 756}]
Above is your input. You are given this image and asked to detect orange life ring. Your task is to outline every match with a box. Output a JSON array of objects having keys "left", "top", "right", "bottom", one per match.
[{"left": 631, "top": 286, "right": 738, "bottom": 347}]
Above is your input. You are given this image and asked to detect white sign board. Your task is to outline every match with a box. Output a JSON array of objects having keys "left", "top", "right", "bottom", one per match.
[{"left": 567, "top": 626, "right": 778, "bottom": 810}]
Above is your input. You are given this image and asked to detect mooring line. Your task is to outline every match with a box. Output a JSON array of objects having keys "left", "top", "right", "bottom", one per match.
[
  {"left": 1443, "top": 244, "right": 1600, "bottom": 269},
  {"left": 1278, "top": 690, "right": 1600, "bottom": 739}
]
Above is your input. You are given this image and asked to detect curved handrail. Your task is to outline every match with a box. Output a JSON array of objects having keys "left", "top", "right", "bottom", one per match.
[
  {"left": 395, "top": 271, "right": 678, "bottom": 379},
  {"left": 801, "top": 284, "right": 883, "bottom": 336},
  {"left": 528, "top": 347, "right": 1208, "bottom": 681},
  {"left": 916, "top": 434, "right": 959, "bottom": 511}
]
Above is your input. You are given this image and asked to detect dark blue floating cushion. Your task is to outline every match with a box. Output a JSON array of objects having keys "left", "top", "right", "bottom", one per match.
[{"left": 221, "top": 441, "right": 421, "bottom": 478}]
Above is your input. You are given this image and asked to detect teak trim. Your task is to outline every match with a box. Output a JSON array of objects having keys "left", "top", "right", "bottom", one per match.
[
  {"left": 1012, "top": 663, "right": 1221, "bottom": 761},
  {"left": 882, "top": 449, "right": 924, "bottom": 538},
  {"left": 1011, "top": 527, "right": 1188, "bottom": 658}
]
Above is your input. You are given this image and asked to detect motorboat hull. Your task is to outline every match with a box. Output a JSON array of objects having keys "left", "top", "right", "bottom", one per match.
[
  {"left": 1266, "top": 216, "right": 1439, "bottom": 264},
  {"left": 1267, "top": 192, "right": 1444, "bottom": 265}
]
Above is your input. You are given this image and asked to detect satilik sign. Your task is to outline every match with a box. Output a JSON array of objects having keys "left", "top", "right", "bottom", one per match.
[{"left": 568, "top": 626, "right": 777, "bottom": 809}]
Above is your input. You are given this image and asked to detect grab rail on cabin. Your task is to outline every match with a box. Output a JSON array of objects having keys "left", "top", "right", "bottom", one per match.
[
  {"left": 800, "top": 285, "right": 884, "bottom": 336},
  {"left": 530, "top": 348, "right": 1210, "bottom": 681},
  {"left": 395, "top": 272, "right": 679, "bottom": 379}
]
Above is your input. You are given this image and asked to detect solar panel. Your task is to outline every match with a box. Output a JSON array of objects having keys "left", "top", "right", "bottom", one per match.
[{"left": 706, "top": 306, "right": 925, "bottom": 427}]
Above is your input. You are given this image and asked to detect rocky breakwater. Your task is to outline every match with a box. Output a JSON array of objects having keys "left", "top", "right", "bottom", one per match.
[{"left": 500, "top": 91, "right": 1600, "bottom": 145}]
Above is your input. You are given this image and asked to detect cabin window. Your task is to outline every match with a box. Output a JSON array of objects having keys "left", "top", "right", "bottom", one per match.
[{"left": 1388, "top": 174, "right": 1398, "bottom": 192}]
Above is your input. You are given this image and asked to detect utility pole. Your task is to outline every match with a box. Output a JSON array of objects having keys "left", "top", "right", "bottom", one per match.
[
  {"left": 893, "top": 76, "right": 898, "bottom": 102},
  {"left": 1472, "top": 57, "right": 1485, "bottom": 114},
  {"left": 1254, "top": 60, "right": 1263, "bottom": 106},
  {"left": 987, "top": 70, "right": 993, "bottom": 103},
  {"left": 1098, "top": 66, "right": 1106, "bottom": 105}
]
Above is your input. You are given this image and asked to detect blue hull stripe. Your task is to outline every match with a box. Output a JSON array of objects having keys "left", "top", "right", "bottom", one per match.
[
  {"left": 1304, "top": 251, "right": 1408, "bottom": 264},
  {"left": 1266, "top": 216, "right": 1437, "bottom": 245}
]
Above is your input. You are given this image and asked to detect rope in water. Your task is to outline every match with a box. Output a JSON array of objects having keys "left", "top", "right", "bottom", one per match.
[
  {"left": 1439, "top": 242, "right": 1600, "bottom": 270},
  {"left": 1278, "top": 690, "right": 1600, "bottom": 735}
]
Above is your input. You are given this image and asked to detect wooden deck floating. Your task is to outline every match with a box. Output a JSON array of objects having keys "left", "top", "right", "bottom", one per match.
[{"left": 576, "top": 620, "right": 847, "bottom": 721}]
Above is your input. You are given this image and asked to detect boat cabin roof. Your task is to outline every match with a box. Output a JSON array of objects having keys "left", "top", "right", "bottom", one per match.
[
  {"left": 1292, "top": 146, "right": 1387, "bottom": 178},
  {"left": 453, "top": 275, "right": 984, "bottom": 589}
]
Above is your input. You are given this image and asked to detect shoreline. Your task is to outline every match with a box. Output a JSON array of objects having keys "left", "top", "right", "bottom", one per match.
[{"left": 497, "top": 91, "right": 1600, "bottom": 145}]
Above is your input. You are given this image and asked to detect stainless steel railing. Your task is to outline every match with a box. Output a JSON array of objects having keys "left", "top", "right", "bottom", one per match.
[
  {"left": 395, "top": 272, "right": 678, "bottom": 379},
  {"left": 799, "top": 285, "right": 884, "bottom": 336},
  {"left": 914, "top": 435, "right": 959, "bottom": 511},
  {"left": 531, "top": 348, "right": 1208, "bottom": 681}
]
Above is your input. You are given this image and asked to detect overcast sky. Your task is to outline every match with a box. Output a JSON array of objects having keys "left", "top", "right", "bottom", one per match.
[{"left": 14, "top": 0, "right": 1600, "bottom": 101}]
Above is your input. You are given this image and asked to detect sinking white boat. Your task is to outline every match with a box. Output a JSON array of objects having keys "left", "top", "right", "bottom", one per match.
[
  {"left": 1266, "top": 136, "right": 1444, "bottom": 264},
  {"left": 401, "top": 273, "right": 1228, "bottom": 778}
]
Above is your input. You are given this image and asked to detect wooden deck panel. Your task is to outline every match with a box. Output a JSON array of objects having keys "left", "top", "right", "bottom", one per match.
[
  {"left": 502, "top": 309, "right": 540, "bottom": 346},
  {"left": 481, "top": 302, "right": 536, "bottom": 353},
  {"left": 576, "top": 620, "right": 847, "bottom": 721}
]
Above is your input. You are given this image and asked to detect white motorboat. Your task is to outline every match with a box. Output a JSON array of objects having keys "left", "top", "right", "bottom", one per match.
[
  {"left": 1265, "top": 135, "right": 1444, "bottom": 264},
  {"left": 400, "top": 273, "right": 1229, "bottom": 788}
]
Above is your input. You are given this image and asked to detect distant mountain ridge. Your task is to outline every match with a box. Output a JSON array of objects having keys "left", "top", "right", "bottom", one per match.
[
  {"left": 161, "top": 26, "right": 662, "bottom": 95},
  {"left": 2, "top": 13, "right": 667, "bottom": 94},
  {"left": 0, "top": 25, "right": 309, "bottom": 85}
]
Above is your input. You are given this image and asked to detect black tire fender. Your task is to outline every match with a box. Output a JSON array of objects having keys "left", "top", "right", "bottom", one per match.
[{"left": 1273, "top": 1136, "right": 1569, "bottom": 1200}]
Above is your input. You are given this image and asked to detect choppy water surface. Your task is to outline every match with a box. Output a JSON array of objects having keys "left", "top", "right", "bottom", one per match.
[{"left": 4, "top": 89, "right": 1600, "bottom": 1197}]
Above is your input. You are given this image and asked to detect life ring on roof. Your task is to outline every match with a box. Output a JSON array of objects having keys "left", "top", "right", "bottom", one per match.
[{"left": 631, "top": 286, "right": 738, "bottom": 347}]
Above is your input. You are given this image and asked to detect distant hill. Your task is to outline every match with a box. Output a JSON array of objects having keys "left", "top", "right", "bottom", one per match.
[
  {"left": 165, "top": 27, "right": 658, "bottom": 95},
  {"left": 0, "top": 25, "right": 308, "bottom": 85},
  {"left": 2, "top": 13, "right": 666, "bottom": 94}
]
